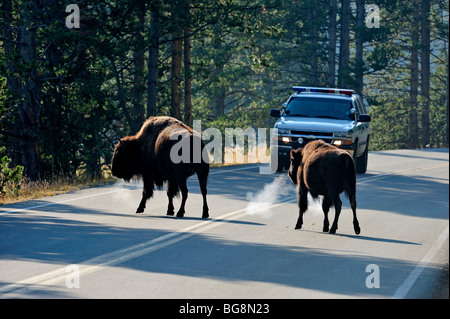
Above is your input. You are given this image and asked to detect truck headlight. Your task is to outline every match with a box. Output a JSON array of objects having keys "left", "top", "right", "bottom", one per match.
[{"left": 332, "top": 139, "right": 353, "bottom": 146}]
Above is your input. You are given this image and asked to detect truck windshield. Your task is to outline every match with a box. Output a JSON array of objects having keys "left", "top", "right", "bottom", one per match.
[{"left": 283, "top": 97, "right": 353, "bottom": 120}]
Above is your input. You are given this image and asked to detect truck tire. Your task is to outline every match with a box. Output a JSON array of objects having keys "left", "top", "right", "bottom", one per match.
[{"left": 354, "top": 139, "right": 369, "bottom": 174}]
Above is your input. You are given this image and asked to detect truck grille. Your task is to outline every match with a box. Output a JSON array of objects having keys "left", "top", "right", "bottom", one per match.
[{"left": 290, "top": 130, "right": 333, "bottom": 137}]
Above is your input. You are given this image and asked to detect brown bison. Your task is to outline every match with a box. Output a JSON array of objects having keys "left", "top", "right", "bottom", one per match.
[
  {"left": 288, "top": 140, "right": 360, "bottom": 235},
  {"left": 111, "top": 116, "right": 209, "bottom": 218}
]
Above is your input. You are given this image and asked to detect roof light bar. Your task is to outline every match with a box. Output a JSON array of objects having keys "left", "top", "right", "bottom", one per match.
[{"left": 292, "top": 86, "right": 354, "bottom": 96}]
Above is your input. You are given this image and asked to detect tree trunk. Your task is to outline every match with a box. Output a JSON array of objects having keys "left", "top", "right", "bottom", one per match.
[
  {"left": 407, "top": 0, "right": 420, "bottom": 149},
  {"left": 184, "top": 28, "right": 193, "bottom": 127},
  {"left": 338, "top": 0, "right": 350, "bottom": 88},
  {"left": 420, "top": 0, "right": 431, "bottom": 148},
  {"left": 132, "top": 2, "right": 146, "bottom": 126},
  {"left": 3, "top": 0, "right": 42, "bottom": 180},
  {"left": 19, "top": 26, "right": 42, "bottom": 181},
  {"left": 170, "top": 35, "right": 182, "bottom": 119},
  {"left": 446, "top": 60, "right": 449, "bottom": 147},
  {"left": 170, "top": 0, "right": 183, "bottom": 120},
  {"left": 355, "top": 0, "right": 365, "bottom": 95},
  {"left": 111, "top": 59, "right": 134, "bottom": 132},
  {"left": 211, "top": 24, "right": 226, "bottom": 118},
  {"left": 147, "top": 4, "right": 160, "bottom": 118},
  {"left": 327, "top": 0, "right": 337, "bottom": 87},
  {"left": 2, "top": 0, "right": 21, "bottom": 166},
  {"left": 309, "top": 5, "right": 318, "bottom": 86},
  {"left": 446, "top": 46, "right": 450, "bottom": 147}
]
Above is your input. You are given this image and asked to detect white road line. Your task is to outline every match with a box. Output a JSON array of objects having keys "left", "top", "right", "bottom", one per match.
[
  {"left": 1, "top": 162, "right": 447, "bottom": 297},
  {"left": 0, "top": 198, "right": 294, "bottom": 297},
  {"left": 2, "top": 163, "right": 446, "bottom": 215},
  {"left": 358, "top": 163, "right": 449, "bottom": 299},
  {"left": 209, "top": 164, "right": 262, "bottom": 175},
  {"left": 392, "top": 225, "right": 449, "bottom": 299},
  {"left": 357, "top": 163, "right": 448, "bottom": 184},
  {"left": 0, "top": 190, "right": 120, "bottom": 215}
]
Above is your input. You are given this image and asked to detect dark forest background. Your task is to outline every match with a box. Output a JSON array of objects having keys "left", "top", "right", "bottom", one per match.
[{"left": 1, "top": 0, "right": 448, "bottom": 183}]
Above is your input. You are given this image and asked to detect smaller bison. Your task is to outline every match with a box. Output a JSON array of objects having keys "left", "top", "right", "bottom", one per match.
[
  {"left": 288, "top": 140, "right": 360, "bottom": 235},
  {"left": 111, "top": 116, "right": 209, "bottom": 218}
]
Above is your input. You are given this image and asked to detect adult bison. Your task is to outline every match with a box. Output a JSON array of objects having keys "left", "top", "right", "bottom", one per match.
[
  {"left": 288, "top": 140, "right": 360, "bottom": 235},
  {"left": 111, "top": 116, "right": 209, "bottom": 218}
]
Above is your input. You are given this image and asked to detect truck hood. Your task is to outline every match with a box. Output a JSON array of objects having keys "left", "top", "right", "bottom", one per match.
[{"left": 276, "top": 117, "right": 355, "bottom": 133}]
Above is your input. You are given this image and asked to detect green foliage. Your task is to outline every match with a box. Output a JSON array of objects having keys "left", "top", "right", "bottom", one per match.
[
  {"left": 0, "top": 0, "right": 448, "bottom": 184},
  {"left": 0, "top": 147, "right": 24, "bottom": 197}
]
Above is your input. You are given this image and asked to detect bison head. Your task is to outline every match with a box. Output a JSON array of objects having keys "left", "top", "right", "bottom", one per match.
[
  {"left": 111, "top": 138, "right": 140, "bottom": 182},
  {"left": 288, "top": 148, "right": 303, "bottom": 185}
]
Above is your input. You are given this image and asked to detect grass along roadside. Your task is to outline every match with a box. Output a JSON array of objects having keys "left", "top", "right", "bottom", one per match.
[
  {"left": 0, "top": 162, "right": 246, "bottom": 205},
  {"left": 0, "top": 163, "right": 250, "bottom": 206},
  {"left": 0, "top": 176, "right": 115, "bottom": 206},
  {"left": 1, "top": 147, "right": 268, "bottom": 206}
]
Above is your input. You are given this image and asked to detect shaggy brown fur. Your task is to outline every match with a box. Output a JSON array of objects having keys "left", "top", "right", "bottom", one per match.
[
  {"left": 111, "top": 116, "right": 209, "bottom": 218},
  {"left": 288, "top": 140, "right": 360, "bottom": 234}
]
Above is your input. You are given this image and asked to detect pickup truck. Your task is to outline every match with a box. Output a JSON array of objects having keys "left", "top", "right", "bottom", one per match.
[{"left": 270, "top": 86, "right": 371, "bottom": 174}]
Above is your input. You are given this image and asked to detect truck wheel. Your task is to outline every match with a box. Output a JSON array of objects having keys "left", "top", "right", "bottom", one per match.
[{"left": 355, "top": 143, "right": 368, "bottom": 174}]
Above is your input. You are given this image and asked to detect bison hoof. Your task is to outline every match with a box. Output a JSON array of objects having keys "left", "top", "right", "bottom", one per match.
[
  {"left": 167, "top": 210, "right": 175, "bottom": 216},
  {"left": 329, "top": 227, "right": 337, "bottom": 234},
  {"left": 294, "top": 224, "right": 302, "bottom": 230},
  {"left": 136, "top": 208, "right": 144, "bottom": 214},
  {"left": 323, "top": 226, "right": 329, "bottom": 232},
  {"left": 176, "top": 210, "right": 185, "bottom": 218},
  {"left": 202, "top": 211, "right": 209, "bottom": 219},
  {"left": 354, "top": 226, "right": 361, "bottom": 235}
]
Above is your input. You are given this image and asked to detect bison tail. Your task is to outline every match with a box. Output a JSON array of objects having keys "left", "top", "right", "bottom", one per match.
[{"left": 342, "top": 154, "right": 356, "bottom": 200}]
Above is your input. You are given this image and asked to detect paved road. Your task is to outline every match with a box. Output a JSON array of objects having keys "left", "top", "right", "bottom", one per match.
[{"left": 0, "top": 148, "right": 448, "bottom": 299}]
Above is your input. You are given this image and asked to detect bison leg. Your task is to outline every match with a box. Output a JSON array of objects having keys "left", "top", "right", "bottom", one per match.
[
  {"left": 176, "top": 178, "right": 188, "bottom": 218},
  {"left": 329, "top": 195, "right": 342, "bottom": 234},
  {"left": 136, "top": 176, "right": 154, "bottom": 214},
  {"left": 166, "top": 179, "right": 178, "bottom": 216},
  {"left": 295, "top": 181, "right": 308, "bottom": 230},
  {"left": 349, "top": 194, "right": 360, "bottom": 235},
  {"left": 322, "top": 196, "right": 332, "bottom": 232},
  {"left": 197, "top": 170, "right": 209, "bottom": 219},
  {"left": 136, "top": 187, "right": 153, "bottom": 214}
]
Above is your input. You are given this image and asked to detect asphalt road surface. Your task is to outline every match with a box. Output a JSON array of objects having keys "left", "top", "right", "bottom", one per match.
[{"left": 0, "top": 148, "right": 448, "bottom": 299}]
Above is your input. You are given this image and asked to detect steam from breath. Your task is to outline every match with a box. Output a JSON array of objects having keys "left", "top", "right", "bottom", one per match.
[
  {"left": 245, "top": 175, "right": 290, "bottom": 218},
  {"left": 245, "top": 175, "right": 325, "bottom": 219},
  {"left": 111, "top": 179, "right": 143, "bottom": 206}
]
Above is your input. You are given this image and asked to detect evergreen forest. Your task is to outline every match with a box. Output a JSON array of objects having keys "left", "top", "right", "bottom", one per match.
[{"left": 0, "top": 0, "right": 448, "bottom": 184}]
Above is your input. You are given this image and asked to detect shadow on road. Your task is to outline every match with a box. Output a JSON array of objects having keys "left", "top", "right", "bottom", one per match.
[
  {"left": 0, "top": 198, "right": 441, "bottom": 298},
  {"left": 357, "top": 173, "right": 448, "bottom": 220},
  {"left": 0, "top": 161, "right": 447, "bottom": 298}
]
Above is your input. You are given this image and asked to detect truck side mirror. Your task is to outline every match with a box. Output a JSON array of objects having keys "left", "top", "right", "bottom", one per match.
[
  {"left": 349, "top": 108, "right": 356, "bottom": 120},
  {"left": 359, "top": 114, "right": 371, "bottom": 122},
  {"left": 270, "top": 109, "right": 281, "bottom": 118}
]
